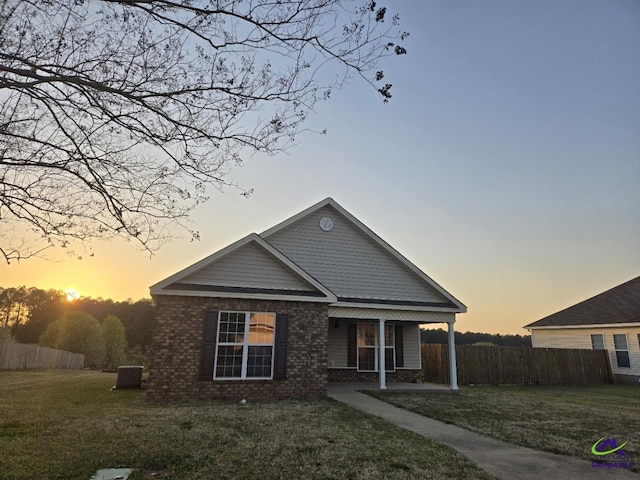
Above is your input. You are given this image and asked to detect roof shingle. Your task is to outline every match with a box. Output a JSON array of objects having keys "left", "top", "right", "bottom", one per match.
[{"left": 524, "top": 276, "right": 640, "bottom": 328}]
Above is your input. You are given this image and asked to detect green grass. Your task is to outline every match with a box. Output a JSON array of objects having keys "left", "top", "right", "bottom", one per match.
[
  {"left": 0, "top": 371, "right": 495, "bottom": 480},
  {"left": 368, "top": 385, "right": 640, "bottom": 472}
]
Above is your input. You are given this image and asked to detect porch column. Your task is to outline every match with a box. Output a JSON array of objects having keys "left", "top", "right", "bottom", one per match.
[
  {"left": 378, "top": 318, "right": 386, "bottom": 389},
  {"left": 448, "top": 321, "right": 458, "bottom": 391}
]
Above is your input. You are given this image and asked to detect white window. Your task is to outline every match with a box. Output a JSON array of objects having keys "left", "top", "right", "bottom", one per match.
[
  {"left": 590, "top": 334, "right": 605, "bottom": 350},
  {"left": 613, "top": 334, "right": 630, "bottom": 369},
  {"left": 356, "top": 323, "right": 395, "bottom": 372},
  {"left": 214, "top": 311, "right": 275, "bottom": 379}
]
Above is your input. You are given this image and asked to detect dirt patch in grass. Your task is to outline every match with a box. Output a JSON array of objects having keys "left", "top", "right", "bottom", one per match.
[
  {"left": 0, "top": 370, "right": 495, "bottom": 479},
  {"left": 369, "top": 385, "right": 640, "bottom": 472}
]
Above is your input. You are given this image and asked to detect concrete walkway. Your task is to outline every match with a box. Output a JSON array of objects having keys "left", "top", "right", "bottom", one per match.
[{"left": 328, "top": 385, "right": 638, "bottom": 480}]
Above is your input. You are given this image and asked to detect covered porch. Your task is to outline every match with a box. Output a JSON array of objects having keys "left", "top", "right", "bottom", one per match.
[{"left": 327, "top": 308, "right": 459, "bottom": 391}]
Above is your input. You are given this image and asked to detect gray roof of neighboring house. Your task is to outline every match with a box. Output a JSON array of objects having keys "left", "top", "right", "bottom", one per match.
[{"left": 524, "top": 276, "right": 640, "bottom": 328}]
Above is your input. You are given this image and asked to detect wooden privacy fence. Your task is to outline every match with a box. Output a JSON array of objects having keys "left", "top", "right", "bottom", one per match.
[
  {"left": 0, "top": 343, "right": 85, "bottom": 370},
  {"left": 422, "top": 344, "right": 613, "bottom": 385}
]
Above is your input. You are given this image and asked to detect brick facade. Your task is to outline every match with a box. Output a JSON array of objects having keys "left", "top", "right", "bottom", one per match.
[
  {"left": 327, "top": 368, "right": 424, "bottom": 383},
  {"left": 147, "top": 295, "right": 328, "bottom": 402}
]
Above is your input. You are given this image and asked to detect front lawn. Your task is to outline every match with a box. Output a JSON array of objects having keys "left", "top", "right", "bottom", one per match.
[
  {"left": 0, "top": 370, "right": 495, "bottom": 480},
  {"left": 369, "top": 385, "right": 640, "bottom": 472}
]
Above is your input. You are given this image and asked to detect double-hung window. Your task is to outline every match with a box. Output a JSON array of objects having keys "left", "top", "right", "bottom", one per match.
[
  {"left": 356, "top": 323, "right": 395, "bottom": 372},
  {"left": 215, "top": 311, "right": 275, "bottom": 379},
  {"left": 613, "top": 334, "right": 630, "bottom": 369},
  {"left": 357, "top": 324, "right": 377, "bottom": 371}
]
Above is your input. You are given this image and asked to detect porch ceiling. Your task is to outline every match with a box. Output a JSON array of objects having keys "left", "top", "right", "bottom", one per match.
[{"left": 328, "top": 307, "right": 455, "bottom": 323}]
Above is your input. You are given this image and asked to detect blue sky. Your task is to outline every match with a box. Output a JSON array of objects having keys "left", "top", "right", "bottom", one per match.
[{"left": 6, "top": 0, "right": 640, "bottom": 334}]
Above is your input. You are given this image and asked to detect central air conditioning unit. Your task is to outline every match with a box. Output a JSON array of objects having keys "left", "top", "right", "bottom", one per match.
[{"left": 115, "top": 366, "right": 144, "bottom": 389}]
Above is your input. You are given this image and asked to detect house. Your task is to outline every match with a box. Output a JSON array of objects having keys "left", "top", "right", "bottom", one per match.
[
  {"left": 147, "top": 198, "right": 466, "bottom": 401},
  {"left": 524, "top": 276, "right": 640, "bottom": 384}
]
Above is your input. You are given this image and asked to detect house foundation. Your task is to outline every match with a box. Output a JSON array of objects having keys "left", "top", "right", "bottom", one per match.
[{"left": 327, "top": 368, "right": 424, "bottom": 383}]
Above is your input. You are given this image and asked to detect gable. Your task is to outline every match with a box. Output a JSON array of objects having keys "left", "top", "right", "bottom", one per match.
[
  {"left": 262, "top": 203, "right": 458, "bottom": 308},
  {"left": 150, "top": 234, "right": 336, "bottom": 302},
  {"left": 179, "top": 241, "right": 314, "bottom": 291},
  {"left": 150, "top": 198, "right": 465, "bottom": 310}
]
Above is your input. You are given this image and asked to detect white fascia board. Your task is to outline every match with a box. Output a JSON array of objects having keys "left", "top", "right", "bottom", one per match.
[
  {"left": 329, "top": 306, "right": 456, "bottom": 322},
  {"left": 152, "top": 289, "right": 336, "bottom": 303},
  {"left": 327, "top": 200, "right": 467, "bottom": 312},
  {"left": 260, "top": 197, "right": 467, "bottom": 312},
  {"left": 330, "top": 301, "right": 464, "bottom": 313},
  {"left": 150, "top": 232, "right": 336, "bottom": 302},
  {"left": 149, "top": 233, "right": 257, "bottom": 294},
  {"left": 528, "top": 323, "right": 640, "bottom": 330}
]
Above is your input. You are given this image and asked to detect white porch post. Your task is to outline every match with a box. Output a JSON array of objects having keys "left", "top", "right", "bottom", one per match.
[
  {"left": 447, "top": 321, "right": 459, "bottom": 391},
  {"left": 379, "top": 318, "right": 386, "bottom": 390}
]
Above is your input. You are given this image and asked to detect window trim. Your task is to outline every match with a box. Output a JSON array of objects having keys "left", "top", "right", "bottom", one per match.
[
  {"left": 612, "top": 333, "right": 630, "bottom": 369},
  {"left": 356, "top": 323, "right": 377, "bottom": 372},
  {"left": 213, "top": 311, "right": 276, "bottom": 380},
  {"left": 356, "top": 322, "right": 396, "bottom": 373}
]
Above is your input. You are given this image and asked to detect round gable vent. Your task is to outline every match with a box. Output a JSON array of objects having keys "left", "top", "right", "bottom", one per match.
[{"left": 319, "top": 217, "right": 334, "bottom": 231}]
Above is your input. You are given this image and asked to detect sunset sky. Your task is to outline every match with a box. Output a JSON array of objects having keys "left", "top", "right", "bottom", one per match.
[{"left": 3, "top": 1, "right": 639, "bottom": 335}]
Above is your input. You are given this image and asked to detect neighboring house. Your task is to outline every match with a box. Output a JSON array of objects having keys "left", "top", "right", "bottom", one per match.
[
  {"left": 524, "top": 276, "right": 640, "bottom": 384},
  {"left": 148, "top": 198, "right": 466, "bottom": 401}
]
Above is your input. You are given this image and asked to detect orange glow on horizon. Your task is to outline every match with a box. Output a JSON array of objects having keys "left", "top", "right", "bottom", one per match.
[{"left": 65, "top": 289, "right": 80, "bottom": 302}]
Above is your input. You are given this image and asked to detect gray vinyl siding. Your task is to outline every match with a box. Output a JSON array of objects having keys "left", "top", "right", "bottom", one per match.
[
  {"left": 327, "top": 320, "right": 348, "bottom": 368},
  {"left": 264, "top": 205, "right": 450, "bottom": 303},
  {"left": 531, "top": 327, "right": 640, "bottom": 377},
  {"left": 327, "top": 321, "right": 421, "bottom": 369},
  {"left": 180, "top": 242, "right": 314, "bottom": 291}
]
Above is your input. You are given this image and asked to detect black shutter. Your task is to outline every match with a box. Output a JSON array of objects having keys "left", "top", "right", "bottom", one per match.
[
  {"left": 347, "top": 323, "right": 357, "bottom": 368},
  {"left": 395, "top": 324, "right": 404, "bottom": 368},
  {"left": 199, "top": 310, "right": 219, "bottom": 380},
  {"left": 273, "top": 313, "right": 288, "bottom": 380}
]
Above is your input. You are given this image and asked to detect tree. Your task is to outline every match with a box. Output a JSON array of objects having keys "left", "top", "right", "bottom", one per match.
[
  {"left": 0, "top": 286, "right": 29, "bottom": 327},
  {"left": 101, "top": 315, "right": 127, "bottom": 369},
  {"left": 0, "top": 0, "right": 408, "bottom": 262},
  {"left": 64, "top": 296, "right": 156, "bottom": 352},
  {"left": 118, "top": 298, "right": 156, "bottom": 352},
  {"left": 0, "top": 284, "right": 155, "bottom": 349},
  {"left": 420, "top": 328, "right": 532, "bottom": 347},
  {"left": 12, "top": 287, "right": 66, "bottom": 343},
  {"left": 0, "top": 324, "right": 16, "bottom": 343},
  {"left": 40, "top": 311, "right": 104, "bottom": 367}
]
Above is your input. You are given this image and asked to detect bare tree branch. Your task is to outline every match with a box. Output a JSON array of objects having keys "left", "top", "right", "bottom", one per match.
[{"left": 0, "top": 0, "right": 408, "bottom": 263}]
